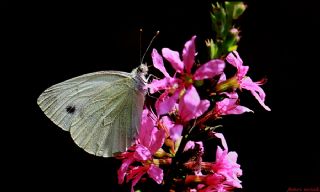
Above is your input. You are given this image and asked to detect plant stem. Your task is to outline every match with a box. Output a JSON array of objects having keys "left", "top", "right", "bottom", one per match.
[{"left": 163, "top": 127, "right": 189, "bottom": 191}]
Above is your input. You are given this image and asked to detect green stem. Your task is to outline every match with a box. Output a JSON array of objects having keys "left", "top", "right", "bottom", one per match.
[{"left": 163, "top": 127, "right": 190, "bottom": 191}]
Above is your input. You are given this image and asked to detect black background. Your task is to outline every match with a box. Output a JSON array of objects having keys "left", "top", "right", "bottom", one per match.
[{"left": 8, "top": 0, "right": 319, "bottom": 191}]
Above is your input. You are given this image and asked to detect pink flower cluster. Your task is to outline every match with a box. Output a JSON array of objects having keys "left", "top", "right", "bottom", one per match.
[
  {"left": 117, "top": 36, "right": 270, "bottom": 191},
  {"left": 184, "top": 133, "right": 242, "bottom": 191}
]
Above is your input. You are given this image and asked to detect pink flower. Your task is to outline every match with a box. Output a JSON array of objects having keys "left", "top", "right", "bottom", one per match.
[
  {"left": 160, "top": 116, "right": 183, "bottom": 142},
  {"left": 187, "top": 133, "right": 242, "bottom": 191},
  {"left": 184, "top": 141, "right": 204, "bottom": 175},
  {"left": 214, "top": 92, "right": 253, "bottom": 116},
  {"left": 146, "top": 107, "right": 183, "bottom": 142},
  {"left": 126, "top": 164, "right": 163, "bottom": 190},
  {"left": 201, "top": 174, "right": 230, "bottom": 192},
  {"left": 186, "top": 174, "right": 237, "bottom": 192},
  {"left": 149, "top": 36, "right": 225, "bottom": 121},
  {"left": 212, "top": 133, "right": 242, "bottom": 188},
  {"left": 210, "top": 146, "right": 242, "bottom": 188},
  {"left": 137, "top": 109, "right": 166, "bottom": 154},
  {"left": 118, "top": 109, "right": 166, "bottom": 192},
  {"left": 143, "top": 107, "right": 183, "bottom": 155},
  {"left": 226, "top": 51, "right": 271, "bottom": 111}
]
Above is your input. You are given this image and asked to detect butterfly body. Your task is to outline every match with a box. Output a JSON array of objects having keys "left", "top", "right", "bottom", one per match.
[{"left": 37, "top": 64, "right": 147, "bottom": 157}]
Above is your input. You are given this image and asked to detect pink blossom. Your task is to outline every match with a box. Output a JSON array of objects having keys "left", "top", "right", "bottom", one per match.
[
  {"left": 117, "top": 109, "right": 166, "bottom": 192},
  {"left": 149, "top": 36, "right": 225, "bottom": 119},
  {"left": 188, "top": 133, "right": 242, "bottom": 191},
  {"left": 137, "top": 110, "right": 165, "bottom": 154},
  {"left": 201, "top": 174, "right": 229, "bottom": 192},
  {"left": 184, "top": 141, "right": 204, "bottom": 175},
  {"left": 226, "top": 51, "right": 271, "bottom": 111},
  {"left": 214, "top": 92, "right": 253, "bottom": 116},
  {"left": 211, "top": 147, "right": 242, "bottom": 189},
  {"left": 160, "top": 116, "right": 183, "bottom": 142},
  {"left": 212, "top": 133, "right": 242, "bottom": 188},
  {"left": 145, "top": 107, "right": 183, "bottom": 142},
  {"left": 185, "top": 174, "right": 235, "bottom": 192}
]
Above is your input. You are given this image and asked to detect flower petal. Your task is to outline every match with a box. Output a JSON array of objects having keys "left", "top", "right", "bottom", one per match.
[
  {"left": 118, "top": 158, "right": 134, "bottom": 184},
  {"left": 156, "top": 91, "right": 179, "bottom": 115},
  {"left": 134, "top": 144, "right": 152, "bottom": 161},
  {"left": 215, "top": 92, "right": 253, "bottom": 115},
  {"left": 228, "top": 151, "right": 238, "bottom": 163},
  {"left": 214, "top": 133, "right": 228, "bottom": 151},
  {"left": 179, "top": 90, "right": 209, "bottom": 122},
  {"left": 238, "top": 65, "right": 249, "bottom": 79},
  {"left": 149, "top": 128, "right": 166, "bottom": 154},
  {"left": 226, "top": 51, "right": 243, "bottom": 68},
  {"left": 169, "top": 124, "right": 183, "bottom": 141},
  {"left": 226, "top": 51, "right": 248, "bottom": 79},
  {"left": 182, "top": 35, "right": 196, "bottom": 73},
  {"left": 147, "top": 164, "right": 164, "bottom": 184},
  {"left": 152, "top": 49, "right": 170, "bottom": 77},
  {"left": 162, "top": 48, "right": 184, "bottom": 73},
  {"left": 139, "top": 110, "right": 155, "bottom": 147},
  {"left": 225, "top": 178, "right": 242, "bottom": 189},
  {"left": 212, "top": 144, "right": 243, "bottom": 190},
  {"left": 160, "top": 116, "right": 174, "bottom": 128},
  {"left": 130, "top": 167, "right": 146, "bottom": 192},
  {"left": 193, "top": 99, "right": 210, "bottom": 119},
  {"left": 148, "top": 77, "right": 170, "bottom": 94},
  {"left": 241, "top": 77, "right": 271, "bottom": 111},
  {"left": 160, "top": 116, "right": 182, "bottom": 141},
  {"left": 184, "top": 140, "right": 195, "bottom": 151},
  {"left": 179, "top": 86, "right": 201, "bottom": 121},
  {"left": 194, "top": 59, "right": 225, "bottom": 80},
  {"left": 226, "top": 105, "right": 253, "bottom": 115},
  {"left": 205, "top": 173, "right": 225, "bottom": 186},
  {"left": 218, "top": 72, "right": 226, "bottom": 83},
  {"left": 215, "top": 146, "right": 225, "bottom": 161}
]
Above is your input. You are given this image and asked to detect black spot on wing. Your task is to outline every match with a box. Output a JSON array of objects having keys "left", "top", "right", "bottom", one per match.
[{"left": 66, "top": 105, "right": 76, "bottom": 114}]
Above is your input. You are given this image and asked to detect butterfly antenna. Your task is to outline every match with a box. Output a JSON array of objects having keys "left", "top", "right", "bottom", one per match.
[
  {"left": 141, "top": 30, "right": 160, "bottom": 64},
  {"left": 139, "top": 28, "right": 143, "bottom": 65}
]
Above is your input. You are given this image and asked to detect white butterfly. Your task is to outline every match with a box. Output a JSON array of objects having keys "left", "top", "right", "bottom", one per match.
[{"left": 37, "top": 64, "right": 148, "bottom": 157}]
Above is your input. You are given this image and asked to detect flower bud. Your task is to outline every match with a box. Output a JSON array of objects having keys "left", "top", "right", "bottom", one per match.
[
  {"left": 185, "top": 175, "right": 204, "bottom": 184},
  {"left": 225, "top": 2, "right": 247, "bottom": 20},
  {"left": 165, "top": 138, "right": 175, "bottom": 154},
  {"left": 154, "top": 148, "right": 172, "bottom": 158},
  {"left": 215, "top": 76, "right": 239, "bottom": 92}
]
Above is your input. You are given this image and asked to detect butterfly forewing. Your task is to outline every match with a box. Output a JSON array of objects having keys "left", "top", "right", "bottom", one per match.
[{"left": 37, "top": 71, "right": 145, "bottom": 157}]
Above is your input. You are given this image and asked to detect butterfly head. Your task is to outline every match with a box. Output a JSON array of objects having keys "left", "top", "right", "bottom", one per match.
[
  {"left": 136, "top": 63, "right": 148, "bottom": 84},
  {"left": 137, "top": 63, "right": 148, "bottom": 75},
  {"left": 131, "top": 63, "right": 149, "bottom": 91}
]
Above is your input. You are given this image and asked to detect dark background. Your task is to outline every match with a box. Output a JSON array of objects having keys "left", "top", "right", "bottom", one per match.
[{"left": 8, "top": 0, "right": 319, "bottom": 191}]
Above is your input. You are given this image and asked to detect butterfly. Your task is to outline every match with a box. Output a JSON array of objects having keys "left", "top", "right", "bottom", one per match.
[{"left": 37, "top": 64, "right": 148, "bottom": 157}]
